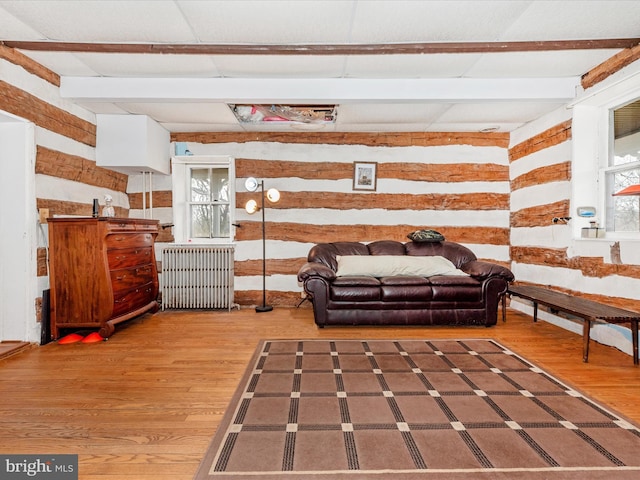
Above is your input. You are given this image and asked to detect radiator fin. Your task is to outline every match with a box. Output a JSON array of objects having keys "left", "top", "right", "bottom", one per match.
[{"left": 161, "top": 246, "right": 234, "bottom": 310}]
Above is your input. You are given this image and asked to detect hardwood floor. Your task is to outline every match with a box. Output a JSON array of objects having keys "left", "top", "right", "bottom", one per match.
[
  {"left": 0, "top": 341, "right": 30, "bottom": 360},
  {"left": 1, "top": 307, "right": 639, "bottom": 479}
]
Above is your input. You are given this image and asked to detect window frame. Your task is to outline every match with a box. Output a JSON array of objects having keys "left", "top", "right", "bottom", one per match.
[{"left": 171, "top": 155, "right": 236, "bottom": 244}]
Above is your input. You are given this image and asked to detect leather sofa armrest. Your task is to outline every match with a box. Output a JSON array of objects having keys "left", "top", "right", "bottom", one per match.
[
  {"left": 298, "top": 262, "right": 337, "bottom": 282},
  {"left": 461, "top": 260, "right": 514, "bottom": 282}
]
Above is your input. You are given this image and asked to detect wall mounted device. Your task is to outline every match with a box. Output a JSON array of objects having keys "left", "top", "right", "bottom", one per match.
[{"left": 576, "top": 206, "right": 596, "bottom": 217}]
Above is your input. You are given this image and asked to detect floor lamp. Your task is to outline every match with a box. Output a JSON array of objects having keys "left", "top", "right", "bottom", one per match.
[{"left": 245, "top": 177, "right": 280, "bottom": 312}]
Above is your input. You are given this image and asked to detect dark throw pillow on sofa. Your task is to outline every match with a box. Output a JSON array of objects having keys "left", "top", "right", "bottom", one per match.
[{"left": 407, "top": 229, "right": 445, "bottom": 243}]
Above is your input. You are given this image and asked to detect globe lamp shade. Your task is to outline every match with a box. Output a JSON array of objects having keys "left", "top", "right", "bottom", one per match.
[
  {"left": 245, "top": 199, "right": 258, "bottom": 214},
  {"left": 245, "top": 176, "right": 259, "bottom": 193},
  {"left": 267, "top": 188, "right": 280, "bottom": 203}
]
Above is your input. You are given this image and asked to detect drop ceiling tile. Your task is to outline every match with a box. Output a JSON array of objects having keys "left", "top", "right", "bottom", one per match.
[
  {"left": 121, "top": 102, "right": 237, "bottom": 124},
  {"left": 178, "top": 0, "right": 354, "bottom": 43},
  {"left": 72, "top": 53, "right": 221, "bottom": 77},
  {"left": 163, "top": 122, "right": 244, "bottom": 133},
  {"left": 344, "top": 54, "right": 482, "bottom": 78},
  {"left": 349, "top": 0, "right": 528, "bottom": 43},
  {"left": 337, "top": 103, "right": 450, "bottom": 124},
  {"left": 0, "top": 0, "right": 196, "bottom": 42},
  {"left": 500, "top": 1, "right": 640, "bottom": 41},
  {"left": 20, "top": 51, "right": 101, "bottom": 76},
  {"left": 467, "top": 50, "right": 624, "bottom": 78},
  {"left": 334, "top": 123, "right": 434, "bottom": 132},
  {"left": 0, "top": 5, "right": 44, "bottom": 40},
  {"left": 74, "top": 102, "right": 130, "bottom": 115},
  {"left": 437, "top": 102, "right": 566, "bottom": 124},
  {"left": 212, "top": 55, "right": 346, "bottom": 78},
  {"left": 429, "top": 122, "right": 521, "bottom": 132}
]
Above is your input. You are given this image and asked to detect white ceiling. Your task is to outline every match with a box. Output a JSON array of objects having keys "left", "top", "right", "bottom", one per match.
[{"left": 1, "top": 0, "right": 639, "bottom": 133}]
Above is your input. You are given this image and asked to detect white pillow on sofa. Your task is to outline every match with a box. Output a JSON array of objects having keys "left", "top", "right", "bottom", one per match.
[{"left": 336, "top": 255, "right": 468, "bottom": 277}]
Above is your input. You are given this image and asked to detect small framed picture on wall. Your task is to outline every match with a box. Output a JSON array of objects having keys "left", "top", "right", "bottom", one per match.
[{"left": 353, "top": 162, "right": 377, "bottom": 191}]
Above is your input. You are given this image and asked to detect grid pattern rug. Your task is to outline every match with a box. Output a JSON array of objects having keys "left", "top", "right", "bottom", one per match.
[{"left": 194, "top": 339, "right": 640, "bottom": 479}]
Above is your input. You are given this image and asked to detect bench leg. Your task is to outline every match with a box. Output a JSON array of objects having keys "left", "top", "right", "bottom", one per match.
[
  {"left": 582, "top": 318, "right": 592, "bottom": 363},
  {"left": 533, "top": 302, "right": 538, "bottom": 322},
  {"left": 501, "top": 294, "right": 507, "bottom": 322},
  {"left": 632, "top": 319, "right": 639, "bottom": 366}
]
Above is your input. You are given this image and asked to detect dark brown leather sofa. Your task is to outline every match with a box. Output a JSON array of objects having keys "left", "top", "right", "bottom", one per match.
[{"left": 297, "top": 240, "right": 514, "bottom": 328}]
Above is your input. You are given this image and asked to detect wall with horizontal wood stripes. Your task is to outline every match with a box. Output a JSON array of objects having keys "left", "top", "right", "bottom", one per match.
[
  {"left": 4, "top": 40, "right": 640, "bottom": 346},
  {"left": 1, "top": 46, "right": 132, "bottom": 339},
  {"left": 160, "top": 134, "right": 512, "bottom": 308},
  {"left": 509, "top": 102, "right": 640, "bottom": 355},
  {"left": 0, "top": 51, "right": 132, "bottom": 223}
]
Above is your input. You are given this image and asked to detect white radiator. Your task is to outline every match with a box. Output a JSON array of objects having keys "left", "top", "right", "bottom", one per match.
[{"left": 161, "top": 246, "right": 235, "bottom": 310}]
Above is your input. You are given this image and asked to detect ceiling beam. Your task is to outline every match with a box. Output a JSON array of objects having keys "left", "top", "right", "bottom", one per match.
[
  {"left": 4, "top": 39, "right": 640, "bottom": 56},
  {"left": 60, "top": 77, "right": 579, "bottom": 104}
]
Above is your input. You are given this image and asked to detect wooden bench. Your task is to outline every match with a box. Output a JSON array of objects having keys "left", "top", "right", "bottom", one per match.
[{"left": 503, "top": 284, "right": 639, "bottom": 365}]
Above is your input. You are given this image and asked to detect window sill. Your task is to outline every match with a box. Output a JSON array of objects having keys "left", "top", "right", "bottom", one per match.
[
  {"left": 575, "top": 235, "right": 640, "bottom": 243},
  {"left": 174, "top": 240, "right": 236, "bottom": 246}
]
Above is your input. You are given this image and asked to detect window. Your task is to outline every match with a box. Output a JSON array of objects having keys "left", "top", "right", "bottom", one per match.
[
  {"left": 189, "top": 167, "right": 230, "bottom": 238},
  {"left": 604, "top": 99, "right": 640, "bottom": 232},
  {"left": 171, "top": 155, "right": 235, "bottom": 243},
  {"left": 571, "top": 66, "right": 640, "bottom": 240}
]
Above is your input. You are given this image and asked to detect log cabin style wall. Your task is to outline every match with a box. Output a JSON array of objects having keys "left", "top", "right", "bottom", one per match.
[
  {"left": 1, "top": 45, "right": 130, "bottom": 337},
  {"left": 508, "top": 49, "right": 640, "bottom": 356},
  {"left": 0, "top": 47, "right": 131, "bottom": 223},
  {"left": 3, "top": 39, "right": 640, "bottom": 348},
  {"left": 164, "top": 132, "right": 512, "bottom": 307}
]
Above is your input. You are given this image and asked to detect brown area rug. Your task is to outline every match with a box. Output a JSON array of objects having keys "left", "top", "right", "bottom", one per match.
[{"left": 194, "top": 339, "right": 640, "bottom": 479}]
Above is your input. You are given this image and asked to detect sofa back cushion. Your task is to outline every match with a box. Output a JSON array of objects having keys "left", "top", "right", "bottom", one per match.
[
  {"left": 307, "top": 242, "right": 369, "bottom": 270},
  {"left": 405, "top": 241, "right": 477, "bottom": 269},
  {"left": 367, "top": 240, "right": 405, "bottom": 256},
  {"left": 307, "top": 240, "right": 478, "bottom": 272}
]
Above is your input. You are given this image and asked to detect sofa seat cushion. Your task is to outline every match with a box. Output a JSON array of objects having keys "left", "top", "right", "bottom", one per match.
[
  {"left": 331, "top": 276, "right": 381, "bottom": 301},
  {"left": 428, "top": 275, "right": 480, "bottom": 287},
  {"left": 380, "top": 275, "right": 433, "bottom": 301},
  {"left": 380, "top": 276, "right": 430, "bottom": 286},
  {"left": 332, "top": 276, "right": 381, "bottom": 287},
  {"left": 428, "top": 275, "right": 483, "bottom": 301}
]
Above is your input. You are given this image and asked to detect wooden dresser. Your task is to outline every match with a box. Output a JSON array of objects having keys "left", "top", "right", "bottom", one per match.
[{"left": 47, "top": 217, "right": 159, "bottom": 339}]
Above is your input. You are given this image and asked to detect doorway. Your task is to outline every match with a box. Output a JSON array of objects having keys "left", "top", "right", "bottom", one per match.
[{"left": 0, "top": 111, "right": 38, "bottom": 342}]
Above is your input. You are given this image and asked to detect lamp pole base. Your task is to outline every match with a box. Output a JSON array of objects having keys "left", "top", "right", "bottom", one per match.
[{"left": 255, "top": 305, "right": 273, "bottom": 313}]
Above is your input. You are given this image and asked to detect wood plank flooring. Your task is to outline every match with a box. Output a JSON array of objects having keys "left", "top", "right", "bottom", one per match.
[
  {"left": 1, "top": 307, "right": 639, "bottom": 479},
  {"left": 0, "top": 341, "right": 31, "bottom": 360}
]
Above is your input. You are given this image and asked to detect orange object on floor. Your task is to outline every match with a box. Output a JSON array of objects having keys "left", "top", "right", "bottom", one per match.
[
  {"left": 81, "top": 332, "right": 105, "bottom": 343},
  {"left": 58, "top": 333, "right": 83, "bottom": 344}
]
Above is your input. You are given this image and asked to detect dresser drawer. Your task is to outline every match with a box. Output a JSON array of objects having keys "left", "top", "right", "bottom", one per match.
[
  {"left": 107, "top": 233, "right": 155, "bottom": 249},
  {"left": 112, "top": 282, "right": 156, "bottom": 317},
  {"left": 106, "top": 221, "right": 137, "bottom": 232},
  {"left": 135, "top": 223, "right": 159, "bottom": 232},
  {"left": 110, "top": 264, "right": 155, "bottom": 290},
  {"left": 108, "top": 247, "right": 153, "bottom": 269}
]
